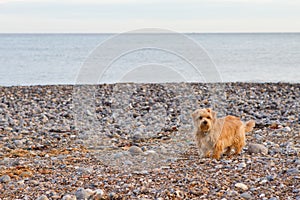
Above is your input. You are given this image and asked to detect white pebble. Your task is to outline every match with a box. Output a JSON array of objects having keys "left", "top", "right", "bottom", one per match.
[{"left": 235, "top": 182, "right": 248, "bottom": 191}]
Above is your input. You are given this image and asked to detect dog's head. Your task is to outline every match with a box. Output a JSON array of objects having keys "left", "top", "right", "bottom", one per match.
[{"left": 192, "top": 108, "right": 217, "bottom": 133}]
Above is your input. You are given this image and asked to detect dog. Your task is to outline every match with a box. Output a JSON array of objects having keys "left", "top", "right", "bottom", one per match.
[{"left": 192, "top": 108, "right": 255, "bottom": 159}]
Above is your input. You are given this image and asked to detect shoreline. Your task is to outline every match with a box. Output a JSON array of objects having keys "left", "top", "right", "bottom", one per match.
[
  {"left": 0, "top": 82, "right": 299, "bottom": 199},
  {"left": 0, "top": 81, "right": 299, "bottom": 88}
]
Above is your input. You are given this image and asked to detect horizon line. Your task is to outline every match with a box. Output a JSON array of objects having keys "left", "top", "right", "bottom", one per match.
[{"left": 0, "top": 31, "right": 300, "bottom": 34}]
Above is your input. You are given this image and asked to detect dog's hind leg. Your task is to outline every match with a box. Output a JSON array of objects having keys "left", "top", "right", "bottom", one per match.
[
  {"left": 224, "top": 147, "right": 232, "bottom": 157},
  {"left": 233, "top": 129, "right": 246, "bottom": 155},
  {"left": 233, "top": 137, "right": 245, "bottom": 155}
]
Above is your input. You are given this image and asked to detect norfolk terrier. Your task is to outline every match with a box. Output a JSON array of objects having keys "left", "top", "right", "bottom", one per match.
[{"left": 192, "top": 108, "right": 255, "bottom": 159}]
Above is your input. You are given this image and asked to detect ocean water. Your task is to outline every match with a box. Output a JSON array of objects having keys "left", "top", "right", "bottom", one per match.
[{"left": 0, "top": 33, "right": 299, "bottom": 86}]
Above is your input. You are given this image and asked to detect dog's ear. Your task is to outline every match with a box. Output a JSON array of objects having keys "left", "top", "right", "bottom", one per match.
[
  {"left": 211, "top": 110, "right": 217, "bottom": 121},
  {"left": 191, "top": 109, "right": 199, "bottom": 120}
]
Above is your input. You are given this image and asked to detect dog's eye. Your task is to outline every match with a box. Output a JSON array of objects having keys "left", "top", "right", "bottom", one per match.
[
  {"left": 199, "top": 116, "right": 203, "bottom": 120},
  {"left": 207, "top": 116, "right": 211, "bottom": 119}
]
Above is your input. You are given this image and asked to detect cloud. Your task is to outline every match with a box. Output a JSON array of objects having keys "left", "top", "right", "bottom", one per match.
[
  {"left": 1, "top": 0, "right": 300, "bottom": 32},
  {"left": 0, "top": 0, "right": 141, "bottom": 4},
  {"left": 0, "top": 0, "right": 16, "bottom": 3},
  {"left": 0, "top": 0, "right": 298, "bottom": 5}
]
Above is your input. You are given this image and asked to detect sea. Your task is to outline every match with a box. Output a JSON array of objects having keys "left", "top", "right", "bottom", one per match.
[{"left": 0, "top": 33, "right": 299, "bottom": 86}]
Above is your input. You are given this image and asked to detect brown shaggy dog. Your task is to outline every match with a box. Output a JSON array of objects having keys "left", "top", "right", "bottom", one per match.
[{"left": 192, "top": 108, "right": 255, "bottom": 159}]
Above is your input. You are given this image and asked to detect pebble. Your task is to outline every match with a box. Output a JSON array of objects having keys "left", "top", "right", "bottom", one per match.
[
  {"left": 282, "top": 126, "right": 291, "bottom": 132},
  {"left": 114, "top": 152, "right": 124, "bottom": 159},
  {"left": 247, "top": 143, "right": 268, "bottom": 155},
  {"left": 0, "top": 175, "right": 11, "bottom": 183},
  {"left": 286, "top": 168, "right": 299, "bottom": 175},
  {"left": 14, "top": 139, "right": 23, "bottom": 147},
  {"left": 254, "top": 134, "right": 263, "bottom": 140},
  {"left": 260, "top": 179, "right": 268, "bottom": 184},
  {"left": 36, "top": 195, "right": 49, "bottom": 200},
  {"left": 260, "top": 194, "right": 266, "bottom": 198},
  {"left": 226, "top": 189, "right": 238, "bottom": 196},
  {"left": 293, "top": 189, "right": 300, "bottom": 193},
  {"left": 235, "top": 183, "right": 248, "bottom": 191},
  {"left": 240, "top": 192, "right": 253, "bottom": 199},
  {"left": 238, "top": 162, "right": 247, "bottom": 169},
  {"left": 75, "top": 188, "right": 92, "bottom": 200},
  {"left": 61, "top": 195, "right": 76, "bottom": 200},
  {"left": 266, "top": 175, "right": 276, "bottom": 181},
  {"left": 91, "top": 189, "right": 104, "bottom": 200},
  {"left": 29, "top": 180, "right": 40, "bottom": 186},
  {"left": 128, "top": 146, "right": 143, "bottom": 155},
  {"left": 124, "top": 160, "right": 133, "bottom": 165},
  {"left": 143, "top": 150, "right": 158, "bottom": 157},
  {"left": 86, "top": 110, "right": 93, "bottom": 116},
  {"left": 132, "top": 133, "right": 146, "bottom": 142},
  {"left": 76, "top": 167, "right": 93, "bottom": 174}
]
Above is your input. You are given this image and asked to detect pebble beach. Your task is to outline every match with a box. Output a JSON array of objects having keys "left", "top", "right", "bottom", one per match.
[{"left": 0, "top": 82, "right": 299, "bottom": 200}]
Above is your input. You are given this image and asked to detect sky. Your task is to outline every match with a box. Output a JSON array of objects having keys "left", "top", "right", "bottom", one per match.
[{"left": 0, "top": 0, "right": 299, "bottom": 33}]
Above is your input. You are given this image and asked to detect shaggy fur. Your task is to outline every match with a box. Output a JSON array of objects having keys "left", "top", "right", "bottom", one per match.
[{"left": 192, "top": 108, "right": 255, "bottom": 159}]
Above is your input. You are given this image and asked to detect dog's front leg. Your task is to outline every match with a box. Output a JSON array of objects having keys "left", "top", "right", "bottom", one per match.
[{"left": 198, "top": 149, "right": 205, "bottom": 158}]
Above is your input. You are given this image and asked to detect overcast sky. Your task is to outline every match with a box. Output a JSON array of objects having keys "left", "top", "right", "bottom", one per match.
[{"left": 0, "top": 0, "right": 299, "bottom": 33}]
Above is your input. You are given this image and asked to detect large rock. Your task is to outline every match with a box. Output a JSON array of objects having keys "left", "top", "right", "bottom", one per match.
[
  {"left": 247, "top": 143, "right": 268, "bottom": 155},
  {"left": 75, "top": 188, "right": 94, "bottom": 200},
  {"left": 128, "top": 146, "right": 143, "bottom": 155}
]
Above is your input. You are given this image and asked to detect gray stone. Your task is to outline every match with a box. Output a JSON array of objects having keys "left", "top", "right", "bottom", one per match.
[
  {"left": 124, "top": 160, "right": 133, "bottom": 165},
  {"left": 247, "top": 143, "right": 268, "bottom": 155},
  {"left": 254, "top": 134, "right": 263, "bottom": 140},
  {"left": 61, "top": 195, "right": 76, "bottom": 200},
  {"left": 75, "top": 188, "right": 92, "bottom": 200},
  {"left": 133, "top": 170, "right": 149, "bottom": 175},
  {"left": 76, "top": 167, "right": 93, "bottom": 174},
  {"left": 132, "top": 133, "right": 146, "bottom": 142},
  {"left": 282, "top": 126, "right": 291, "bottom": 132},
  {"left": 114, "top": 152, "right": 124, "bottom": 159},
  {"left": 29, "top": 180, "right": 39, "bottom": 186},
  {"left": 294, "top": 159, "right": 300, "bottom": 165},
  {"left": 91, "top": 189, "right": 104, "bottom": 200},
  {"left": 266, "top": 175, "right": 276, "bottom": 181},
  {"left": 85, "top": 189, "right": 95, "bottom": 198},
  {"left": 0, "top": 175, "right": 11, "bottom": 183},
  {"left": 286, "top": 168, "right": 299, "bottom": 175},
  {"left": 238, "top": 162, "right": 247, "bottom": 169},
  {"left": 240, "top": 192, "right": 253, "bottom": 199},
  {"left": 14, "top": 140, "right": 23, "bottom": 147},
  {"left": 143, "top": 150, "right": 158, "bottom": 157},
  {"left": 86, "top": 110, "right": 93, "bottom": 116},
  {"left": 293, "top": 189, "right": 300, "bottom": 193},
  {"left": 36, "top": 195, "right": 49, "bottom": 200},
  {"left": 128, "top": 146, "right": 143, "bottom": 155},
  {"left": 226, "top": 189, "right": 238, "bottom": 196}
]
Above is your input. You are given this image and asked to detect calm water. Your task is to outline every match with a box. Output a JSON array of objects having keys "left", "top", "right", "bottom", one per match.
[{"left": 0, "top": 33, "right": 299, "bottom": 86}]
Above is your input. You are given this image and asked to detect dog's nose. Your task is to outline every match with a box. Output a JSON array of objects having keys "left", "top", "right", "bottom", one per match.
[{"left": 203, "top": 120, "right": 207, "bottom": 125}]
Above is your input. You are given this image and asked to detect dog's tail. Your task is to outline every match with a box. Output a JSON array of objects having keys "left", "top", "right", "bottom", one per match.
[{"left": 245, "top": 120, "right": 255, "bottom": 132}]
